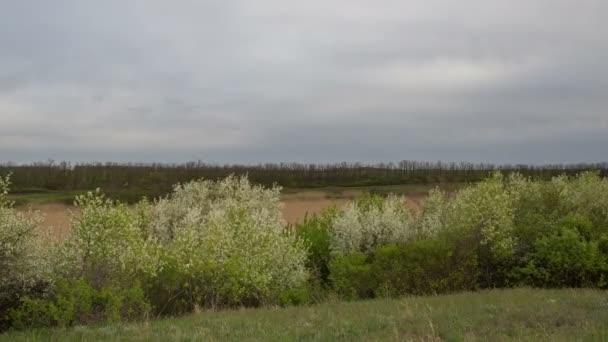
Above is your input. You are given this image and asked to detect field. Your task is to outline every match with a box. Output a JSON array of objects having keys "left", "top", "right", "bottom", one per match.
[
  {"left": 12, "top": 183, "right": 459, "bottom": 239},
  {"left": 2, "top": 288, "right": 607, "bottom": 341}
]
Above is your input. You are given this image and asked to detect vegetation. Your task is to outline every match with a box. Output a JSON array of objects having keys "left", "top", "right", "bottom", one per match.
[
  {"left": 297, "top": 172, "right": 608, "bottom": 300},
  {"left": 2, "top": 171, "right": 608, "bottom": 338},
  {"left": 2, "top": 289, "right": 608, "bottom": 341},
  {"left": 0, "top": 176, "right": 51, "bottom": 331},
  {"left": 2, "top": 160, "right": 606, "bottom": 202}
]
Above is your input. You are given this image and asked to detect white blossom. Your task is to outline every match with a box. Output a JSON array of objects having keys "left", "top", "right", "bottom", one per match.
[{"left": 330, "top": 195, "right": 413, "bottom": 255}]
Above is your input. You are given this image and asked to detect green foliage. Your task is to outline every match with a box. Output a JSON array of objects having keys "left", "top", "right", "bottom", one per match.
[
  {"left": 53, "top": 190, "right": 161, "bottom": 289},
  {"left": 0, "top": 175, "right": 51, "bottom": 331},
  {"left": 2, "top": 161, "right": 606, "bottom": 199},
  {"left": 9, "top": 279, "right": 150, "bottom": 330},
  {"left": 514, "top": 218, "right": 608, "bottom": 288},
  {"left": 322, "top": 171, "right": 608, "bottom": 297},
  {"left": 4, "top": 171, "right": 608, "bottom": 333},
  {"left": 372, "top": 239, "right": 477, "bottom": 297},
  {"left": 326, "top": 238, "right": 478, "bottom": 300},
  {"left": 278, "top": 285, "right": 312, "bottom": 307},
  {"left": 296, "top": 207, "right": 338, "bottom": 283},
  {"left": 145, "top": 176, "right": 309, "bottom": 311},
  {"left": 328, "top": 252, "right": 374, "bottom": 300}
]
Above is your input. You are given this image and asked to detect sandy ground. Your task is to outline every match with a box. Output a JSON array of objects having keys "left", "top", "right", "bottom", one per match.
[
  {"left": 17, "top": 203, "right": 74, "bottom": 240},
  {"left": 280, "top": 190, "right": 355, "bottom": 223},
  {"left": 18, "top": 191, "right": 427, "bottom": 239}
]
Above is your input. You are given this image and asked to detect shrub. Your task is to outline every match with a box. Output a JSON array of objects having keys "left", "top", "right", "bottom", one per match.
[
  {"left": 330, "top": 194, "right": 412, "bottom": 255},
  {"left": 0, "top": 175, "right": 51, "bottom": 331},
  {"left": 296, "top": 207, "right": 338, "bottom": 283},
  {"left": 9, "top": 278, "right": 150, "bottom": 329},
  {"left": 371, "top": 239, "right": 478, "bottom": 297},
  {"left": 514, "top": 217, "right": 608, "bottom": 288},
  {"left": 4, "top": 171, "right": 608, "bottom": 331},
  {"left": 414, "top": 188, "right": 448, "bottom": 237},
  {"left": 328, "top": 252, "right": 374, "bottom": 300},
  {"left": 443, "top": 172, "right": 523, "bottom": 287},
  {"left": 278, "top": 285, "right": 312, "bottom": 306},
  {"left": 52, "top": 190, "right": 161, "bottom": 290},
  {"left": 146, "top": 176, "right": 309, "bottom": 311},
  {"left": 560, "top": 172, "right": 608, "bottom": 235},
  {"left": 145, "top": 175, "right": 284, "bottom": 243},
  {"left": 446, "top": 173, "right": 519, "bottom": 258}
]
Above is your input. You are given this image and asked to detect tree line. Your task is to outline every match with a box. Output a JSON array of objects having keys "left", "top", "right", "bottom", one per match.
[{"left": 1, "top": 160, "right": 606, "bottom": 197}]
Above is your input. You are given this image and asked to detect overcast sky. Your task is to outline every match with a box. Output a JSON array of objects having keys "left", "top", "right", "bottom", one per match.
[{"left": 1, "top": 1, "right": 607, "bottom": 164}]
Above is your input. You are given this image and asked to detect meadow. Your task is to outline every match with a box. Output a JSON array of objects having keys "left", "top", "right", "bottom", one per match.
[
  {"left": 2, "top": 288, "right": 607, "bottom": 341},
  {"left": 2, "top": 166, "right": 608, "bottom": 340}
]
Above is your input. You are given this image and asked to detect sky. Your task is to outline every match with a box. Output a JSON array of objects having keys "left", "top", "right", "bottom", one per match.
[{"left": 1, "top": 0, "right": 607, "bottom": 164}]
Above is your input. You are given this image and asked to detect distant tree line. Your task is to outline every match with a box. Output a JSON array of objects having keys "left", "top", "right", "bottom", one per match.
[{"left": 1, "top": 160, "right": 607, "bottom": 197}]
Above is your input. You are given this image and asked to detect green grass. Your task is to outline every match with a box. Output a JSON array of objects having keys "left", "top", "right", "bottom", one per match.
[
  {"left": 7, "top": 191, "right": 84, "bottom": 206},
  {"left": 3, "top": 288, "right": 607, "bottom": 341},
  {"left": 283, "top": 182, "right": 465, "bottom": 198}
]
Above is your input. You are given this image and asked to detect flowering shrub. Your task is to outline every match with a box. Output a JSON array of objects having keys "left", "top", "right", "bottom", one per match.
[
  {"left": 10, "top": 192, "right": 162, "bottom": 330},
  {"left": 557, "top": 172, "right": 608, "bottom": 231},
  {"left": 146, "top": 176, "right": 309, "bottom": 309},
  {"left": 53, "top": 190, "right": 161, "bottom": 289},
  {"left": 445, "top": 172, "right": 521, "bottom": 259},
  {"left": 414, "top": 188, "right": 448, "bottom": 237},
  {"left": 0, "top": 175, "right": 51, "bottom": 330},
  {"left": 146, "top": 175, "right": 284, "bottom": 243},
  {"left": 330, "top": 195, "right": 412, "bottom": 255}
]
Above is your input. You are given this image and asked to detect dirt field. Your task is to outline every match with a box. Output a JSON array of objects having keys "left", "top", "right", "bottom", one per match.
[{"left": 17, "top": 190, "right": 429, "bottom": 239}]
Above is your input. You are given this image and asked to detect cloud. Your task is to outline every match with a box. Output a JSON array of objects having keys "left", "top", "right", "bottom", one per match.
[{"left": 0, "top": 0, "right": 607, "bottom": 164}]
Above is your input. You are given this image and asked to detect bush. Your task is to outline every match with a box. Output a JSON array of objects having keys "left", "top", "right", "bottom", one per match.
[
  {"left": 371, "top": 239, "right": 478, "bottom": 297},
  {"left": 414, "top": 188, "right": 448, "bottom": 237},
  {"left": 52, "top": 190, "right": 161, "bottom": 290},
  {"left": 4, "top": 171, "right": 608, "bottom": 331},
  {"left": 514, "top": 217, "right": 608, "bottom": 288},
  {"left": 9, "top": 279, "right": 150, "bottom": 329},
  {"left": 0, "top": 175, "right": 51, "bottom": 331},
  {"left": 145, "top": 176, "right": 309, "bottom": 311},
  {"left": 442, "top": 172, "right": 523, "bottom": 287},
  {"left": 328, "top": 252, "right": 374, "bottom": 300},
  {"left": 296, "top": 207, "right": 338, "bottom": 283},
  {"left": 330, "top": 194, "right": 412, "bottom": 255}
]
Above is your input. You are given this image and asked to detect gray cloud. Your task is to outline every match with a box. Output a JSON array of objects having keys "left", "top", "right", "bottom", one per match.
[{"left": 1, "top": 0, "right": 607, "bottom": 164}]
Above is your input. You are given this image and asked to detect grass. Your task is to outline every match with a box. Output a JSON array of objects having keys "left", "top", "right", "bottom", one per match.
[
  {"left": 7, "top": 191, "right": 84, "bottom": 206},
  {"left": 283, "top": 183, "right": 464, "bottom": 198},
  {"left": 2, "top": 288, "right": 607, "bottom": 341}
]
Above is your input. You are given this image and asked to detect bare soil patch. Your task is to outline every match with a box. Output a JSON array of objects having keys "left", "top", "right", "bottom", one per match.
[{"left": 18, "top": 203, "right": 74, "bottom": 240}]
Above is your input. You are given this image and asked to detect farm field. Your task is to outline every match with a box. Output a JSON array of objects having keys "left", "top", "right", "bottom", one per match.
[{"left": 2, "top": 288, "right": 607, "bottom": 341}]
